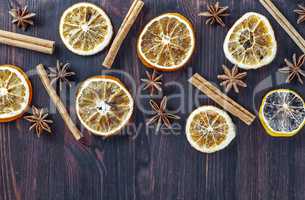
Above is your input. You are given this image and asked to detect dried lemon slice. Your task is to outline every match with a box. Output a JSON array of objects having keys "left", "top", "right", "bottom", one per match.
[
  {"left": 223, "top": 12, "right": 277, "bottom": 69},
  {"left": 76, "top": 76, "right": 134, "bottom": 136},
  {"left": 186, "top": 106, "right": 236, "bottom": 153},
  {"left": 0, "top": 65, "right": 32, "bottom": 122},
  {"left": 137, "top": 13, "right": 195, "bottom": 71},
  {"left": 59, "top": 2, "right": 113, "bottom": 56},
  {"left": 259, "top": 89, "right": 305, "bottom": 137}
]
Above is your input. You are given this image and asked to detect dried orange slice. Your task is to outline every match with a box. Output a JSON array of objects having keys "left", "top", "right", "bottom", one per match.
[
  {"left": 186, "top": 106, "right": 236, "bottom": 153},
  {"left": 137, "top": 13, "right": 195, "bottom": 71},
  {"left": 223, "top": 12, "right": 277, "bottom": 69},
  {"left": 76, "top": 76, "right": 134, "bottom": 136},
  {"left": 59, "top": 2, "right": 113, "bottom": 56},
  {"left": 0, "top": 65, "right": 32, "bottom": 122}
]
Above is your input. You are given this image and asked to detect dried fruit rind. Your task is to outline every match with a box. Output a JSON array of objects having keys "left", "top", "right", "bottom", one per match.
[
  {"left": 186, "top": 106, "right": 236, "bottom": 153},
  {"left": 223, "top": 12, "right": 277, "bottom": 69},
  {"left": 59, "top": 2, "right": 113, "bottom": 56},
  {"left": 76, "top": 76, "right": 134, "bottom": 136},
  {"left": 137, "top": 13, "right": 195, "bottom": 71}
]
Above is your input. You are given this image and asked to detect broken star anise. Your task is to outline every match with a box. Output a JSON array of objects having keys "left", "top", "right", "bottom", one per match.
[
  {"left": 48, "top": 60, "right": 76, "bottom": 90},
  {"left": 198, "top": 2, "right": 229, "bottom": 27},
  {"left": 147, "top": 96, "right": 180, "bottom": 131},
  {"left": 9, "top": 6, "right": 36, "bottom": 30},
  {"left": 24, "top": 106, "right": 53, "bottom": 137},
  {"left": 294, "top": 4, "right": 305, "bottom": 24},
  {"left": 141, "top": 70, "right": 163, "bottom": 96},
  {"left": 217, "top": 64, "right": 247, "bottom": 93},
  {"left": 279, "top": 53, "right": 305, "bottom": 84}
]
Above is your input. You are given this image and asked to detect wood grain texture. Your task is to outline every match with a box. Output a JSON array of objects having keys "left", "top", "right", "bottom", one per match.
[{"left": 0, "top": 0, "right": 304, "bottom": 200}]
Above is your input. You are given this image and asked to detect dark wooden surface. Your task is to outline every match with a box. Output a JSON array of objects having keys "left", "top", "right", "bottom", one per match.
[{"left": 0, "top": 0, "right": 304, "bottom": 199}]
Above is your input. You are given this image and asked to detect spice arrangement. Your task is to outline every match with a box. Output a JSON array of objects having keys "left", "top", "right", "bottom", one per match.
[
  {"left": 189, "top": 74, "right": 256, "bottom": 126},
  {"left": 37, "top": 64, "right": 84, "bottom": 141},
  {"left": 0, "top": 0, "right": 304, "bottom": 155}
]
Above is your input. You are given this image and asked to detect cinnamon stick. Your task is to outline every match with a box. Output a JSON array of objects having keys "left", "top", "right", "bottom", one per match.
[
  {"left": 102, "top": 0, "right": 144, "bottom": 68},
  {"left": 36, "top": 64, "right": 83, "bottom": 141},
  {"left": 118, "top": 0, "right": 139, "bottom": 33},
  {"left": 189, "top": 73, "right": 256, "bottom": 125},
  {"left": 0, "top": 29, "right": 55, "bottom": 55},
  {"left": 260, "top": 0, "right": 305, "bottom": 53}
]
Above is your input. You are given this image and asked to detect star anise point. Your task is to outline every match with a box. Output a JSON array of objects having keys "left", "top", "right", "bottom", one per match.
[{"left": 294, "top": 4, "right": 305, "bottom": 24}]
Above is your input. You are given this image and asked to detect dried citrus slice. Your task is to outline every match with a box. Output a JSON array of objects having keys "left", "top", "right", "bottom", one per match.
[
  {"left": 59, "top": 2, "right": 113, "bottom": 56},
  {"left": 76, "top": 76, "right": 134, "bottom": 136},
  {"left": 137, "top": 13, "right": 195, "bottom": 71},
  {"left": 0, "top": 65, "right": 32, "bottom": 122},
  {"left": 186, "top": 106, "right": 236, "bottom": 153},
  {"left": 259, "top": 89, "right": 305, "bottom": 137},
  {"left": 223, "top": 12, "right": 277, "bottom": 69}
]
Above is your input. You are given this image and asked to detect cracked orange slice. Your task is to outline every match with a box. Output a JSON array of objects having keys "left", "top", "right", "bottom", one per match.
[
  {"left": 137, "top": 13, "right": 195, "bottom": 71},
  {"left": 223, "top": 12, "right": 277, "bottom": 69},
  {"left": 59, "top": 2, "right": 113, "bottom": 56},
  {"left": 0, "top": 65, "right": 32, "bottom": 122},
  {"left": 76, "top": 76, "right": 134, "bottom": 136},
  {"left": 186, "top": 106, "right": 236, "bottom": 153}
]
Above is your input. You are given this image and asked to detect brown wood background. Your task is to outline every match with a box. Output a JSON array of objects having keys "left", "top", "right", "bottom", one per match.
[{"left": 0, "top": 0, "right": 304, "bottom": 199}]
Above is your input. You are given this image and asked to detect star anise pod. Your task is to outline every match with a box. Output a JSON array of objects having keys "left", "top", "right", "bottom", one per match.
[
  {"left": 198, "top": 2, "right": 229, "bottom": 27},
  {"left": 141, "top": 70, "right": 163, "bottom": 96},
  {"left": 217, "top": 64, "right": 247, "bottom": 93},
  {"left": 294, "top": 4, "right": 305, "bottom": 24},
  {"left": 147, "top": 96, "right": 180, "bottom": 131},
  {"left": 48, "top": 60, "right": 75, "bottom": 90},
  {"left": 24, "top": 106, "right": 53, "bottom": 137},
  {"left": 9, "top": 6, "right": 36, "bottom": 30},
  {"left": 279, "top": 54, "right": 305, "bottom": 84}
]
